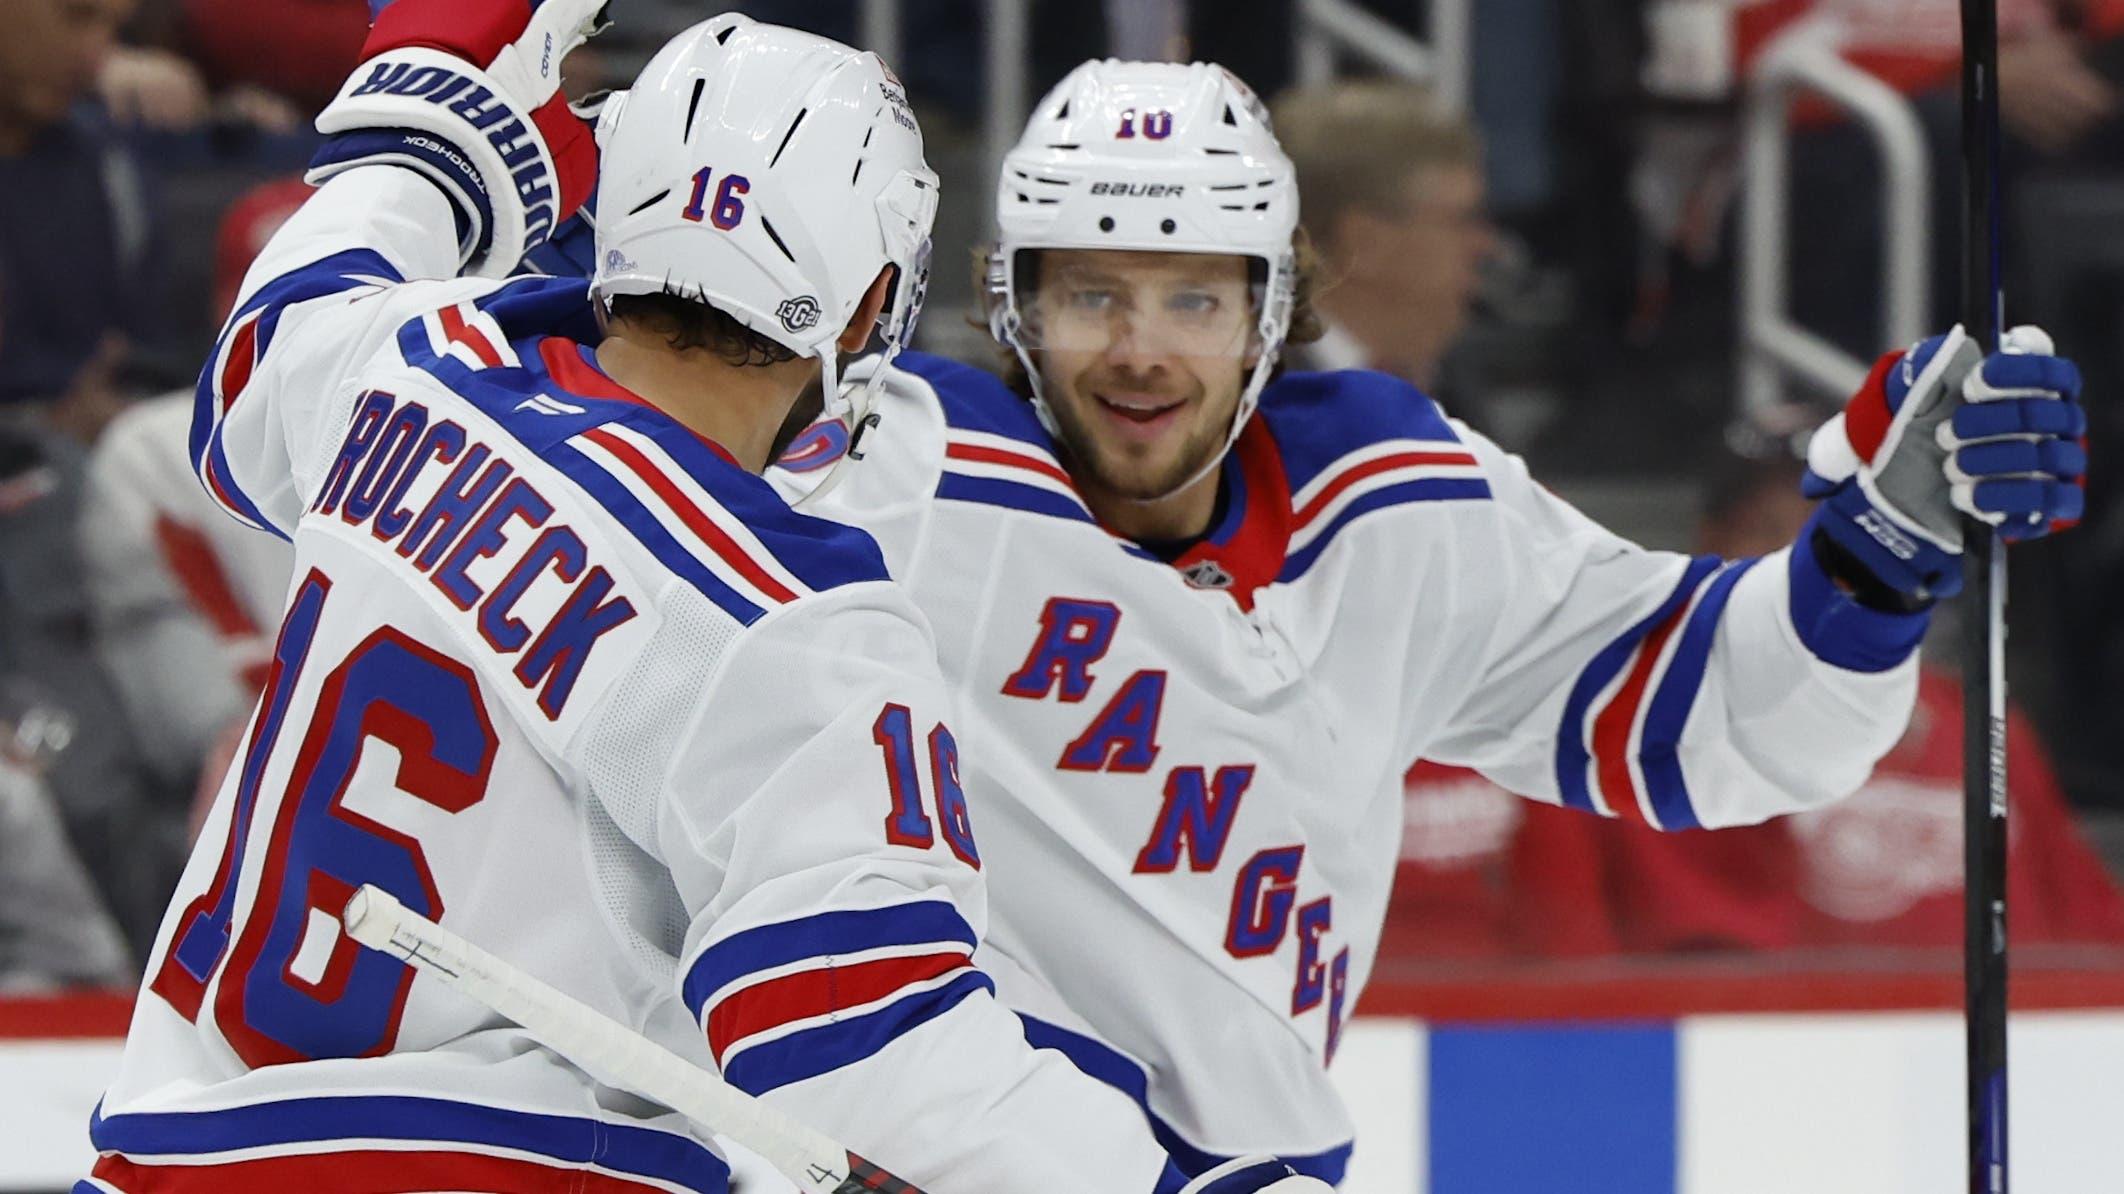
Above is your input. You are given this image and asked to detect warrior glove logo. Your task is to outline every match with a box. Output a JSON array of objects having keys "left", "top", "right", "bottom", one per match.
[{"left": 778, "top": 295, "right": 822, "bottom": 332}]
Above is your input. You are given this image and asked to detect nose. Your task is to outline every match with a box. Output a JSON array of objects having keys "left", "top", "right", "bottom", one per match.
[{"left": 1100, "top": 314, "right": 1172, "bottom": 375}]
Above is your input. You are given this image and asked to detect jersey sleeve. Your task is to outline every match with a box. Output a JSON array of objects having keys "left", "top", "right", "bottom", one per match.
[
  {"left": 191, "top": 166, "right": 475, "bottom": 539},
  {"left": 606, "top": 583, "right": 1181, "bottom": 1192},
  {"left": 1423, "top": 424, "right": 1926, "bottom": 830}
]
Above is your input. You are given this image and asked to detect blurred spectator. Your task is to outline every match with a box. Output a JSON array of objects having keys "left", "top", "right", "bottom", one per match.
[
  {"left": 81, "top": 177, "right": 298, "bottom": 820},
  {"left": 174, "top": 0, "right": 367, "bottom": 116},
  {"left": 0, "top": 755, "right": 132, "bottom": 991},
  {"left": 1384, "top": 454, "right": 2124, "bottom": 965},
  {"left": 0, "top": 0, "right": 171, "bottom": 418},
  {"left": 1272, "top": 80, "right": 1497, "bottom": 392}
]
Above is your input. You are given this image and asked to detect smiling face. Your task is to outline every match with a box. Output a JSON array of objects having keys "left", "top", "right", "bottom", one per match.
[{"left": 1021, "top": 248, "right": 1258, "bottom": 504}]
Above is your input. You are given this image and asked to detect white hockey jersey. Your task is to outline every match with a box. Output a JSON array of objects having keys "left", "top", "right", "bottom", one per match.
[
  {"left": 91, "top": 170, "right": 1189, "bottom": 1194},
  {"left": 778, "top": 350, "right": 1929, "bottom": 1180}
]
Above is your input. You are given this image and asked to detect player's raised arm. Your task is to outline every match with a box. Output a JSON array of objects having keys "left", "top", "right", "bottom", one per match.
[
  {"left": 1422, "top": 328, "right": 2083, "bottom": 830},
  {"left": 192, "top": 0, "right": 599, "bottom": 539}
]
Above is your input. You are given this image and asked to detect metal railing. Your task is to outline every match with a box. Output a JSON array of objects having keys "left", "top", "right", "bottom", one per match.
[
  {"left": 1738, "top": 36, "right": 1930, "bottom": 423},
  {"left": 1293, "top": 0, "right": 1469, "bottom": 114}
]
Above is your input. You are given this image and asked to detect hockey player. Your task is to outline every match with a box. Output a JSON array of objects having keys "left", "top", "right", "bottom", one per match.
[
  {"left": 777, "top": 60, "right": 2090, "bottom": 1181},
  {"left": 88, "top": 10, "right": 1321, "bottom": 1193}
]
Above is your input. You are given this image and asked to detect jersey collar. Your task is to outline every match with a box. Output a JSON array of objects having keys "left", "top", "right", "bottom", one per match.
[
  {"left": 1167, "top": 419, "right": 1291, "bottom": 611},
  {"left": 537, "top": 337, "right": 743, "bottom": 469}
]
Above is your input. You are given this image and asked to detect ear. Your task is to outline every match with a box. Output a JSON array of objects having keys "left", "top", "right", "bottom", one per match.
[{"left": 837, "top": 267, "right": 895, "bottom": 354}]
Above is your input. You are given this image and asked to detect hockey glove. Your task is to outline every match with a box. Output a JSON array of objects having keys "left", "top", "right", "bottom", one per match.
[
  {"left": 308, "top": 0, "right": 609, "bottom": 277},
  {"left": 1802, "top": 324, "right": 2085, "bottom": 605},
  {"left": 1174, "top": 1156, "right": 1333, "bottom": 1194}
]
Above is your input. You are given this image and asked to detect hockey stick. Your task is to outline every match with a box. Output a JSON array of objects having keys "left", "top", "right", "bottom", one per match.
[
  {"left": 1957, "top": 1, "right": 2009, "bottom": 1191},
  {"left": 340, "top": 885, "right": 925, "bottom": 1194}
]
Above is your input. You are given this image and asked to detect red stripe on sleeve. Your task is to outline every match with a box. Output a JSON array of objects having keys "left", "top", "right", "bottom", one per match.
[
  {"left": 1589, "top": 598, "right": 1696, "bottom": 826},
  {"left": 706, "top": 951, "right": 970, "bottom": 1063},
  {"left": 1294, "top": 450, "right": 1477, "bottom": 527},
  {"left": 945, "top": 441, "right": 1075, "bottom": 489},
  {"left": 216, "top": 315, "right": 262, "bottom": 416},
  {"left": 438, "top": 304, "right": 505, "bottom": 369}
]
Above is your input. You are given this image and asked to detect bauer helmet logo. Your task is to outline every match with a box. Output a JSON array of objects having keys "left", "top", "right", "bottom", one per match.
[{"left": 778, "top": 295, "right": 822, "bottom": 332}]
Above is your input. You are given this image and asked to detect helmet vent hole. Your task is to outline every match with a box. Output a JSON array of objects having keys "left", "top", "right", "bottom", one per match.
[
  {"left": 626, "top": 188, "right": 671, "bottom": 216},
  {"left": 714, "top": 24, "right": 737, "bottom": 44},
  {"left": 760, "top": 215, "right": 796, "bottom": 263},
  {"left": 1047, "top": 143, "right": 1081, "bottom": 151},
  {"left": 1160, "top": 218, "right": 1177, "bottom": 234},
  {"left": 684, "top": 78, "right": 706, "bottom": 140},
  {"left": 770, "top": 107, "right": 808, "bottom": 167},
  {"left": 852, "top": 158, "right": 866, "bottom": 185},
  {"left": 1222, "top": 104, "right": 1238, "bottom": 126},
  {"left": 1098, "top": 216, "right": 1115, "bottom": 232},
  {"left": 1055, "top": 100, "right": 1071, "bottom": 119}
]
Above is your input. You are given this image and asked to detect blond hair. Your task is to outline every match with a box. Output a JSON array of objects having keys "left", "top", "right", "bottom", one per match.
[{"left": 1270, "top": 80, "right": 1481, "bottom": 235}]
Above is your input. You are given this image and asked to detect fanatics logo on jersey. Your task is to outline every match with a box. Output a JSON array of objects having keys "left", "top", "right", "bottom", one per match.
[
  {"left": 517, "top": 394, "right": 588, "bottom": 416},
  {"left": 778, "top": 295, "right": 822, "bottom": 332},
  {"left": 1181, "top": 559, "right": 1234, "bottom": 590}
]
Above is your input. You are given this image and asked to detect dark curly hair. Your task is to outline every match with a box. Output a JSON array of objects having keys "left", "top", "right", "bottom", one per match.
[{"left": 609, "top": 290, "right": 799, "bottom": 367}]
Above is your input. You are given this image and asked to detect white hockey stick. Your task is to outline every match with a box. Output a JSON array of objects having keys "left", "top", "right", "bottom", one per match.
[{"left": 341, "top": 884, "right": 923, "bottom": 1194}]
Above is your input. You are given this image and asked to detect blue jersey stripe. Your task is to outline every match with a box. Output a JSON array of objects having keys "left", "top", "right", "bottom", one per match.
[
  {"left": 1638, "top": 558, "right": 1760, "bottom": 830},
  {"left": 1278, "top": 477, "right": 1493, "bottom": 582},
  {"left": 936, "top": 471, "right": 1094, "bottom": 524},
  {"left": 1553, "top": 557, "right": 1720, "bottom": 815},
  {"left": 89, "top": 1094, "right": 728, "bottom": 1191},
  {"left": 894, "top": 351, "right": 1054, "bottom": 449},
  {"left": 720, "top": 970, "right": 993, "bottom": 1096},
  {"left": 1018, "top": 1015, "right": 1353, "bottom": 1184},
  {"left": 681, "top": 900, "right": 978, "bottom": 1019}
]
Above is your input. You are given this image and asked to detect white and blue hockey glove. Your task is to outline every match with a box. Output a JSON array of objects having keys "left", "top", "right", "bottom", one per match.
[
  {"left": 1802, "top": 324, "right": 2085, "bottom": 608},
  {"left": 308, "top": 0, "right": 609, "bottom": 277},
  {"left": 1174, "top": 1156, "right": 1333, "bottom": 1194}
]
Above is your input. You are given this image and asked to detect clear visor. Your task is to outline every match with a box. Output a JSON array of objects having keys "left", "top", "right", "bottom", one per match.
[{"left": 1011, "top": 249, "right": 1263, "bottom": 363}]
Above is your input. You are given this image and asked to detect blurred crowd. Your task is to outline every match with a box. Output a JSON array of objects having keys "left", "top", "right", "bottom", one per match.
[{"left": 2, "top": 0, "right": 2121, "bottom": 992}]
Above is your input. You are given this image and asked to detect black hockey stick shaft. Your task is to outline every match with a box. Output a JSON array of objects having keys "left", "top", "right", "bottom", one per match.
[{"left": 1958, "top": 0, "right": 2009, "bottom": 1190}]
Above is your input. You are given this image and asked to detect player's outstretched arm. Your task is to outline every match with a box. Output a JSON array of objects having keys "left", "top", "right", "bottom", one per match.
[
  {"left": 193, "top": 0, "right": 600, "bottom": 539},
  {"left": 1421, "top": 329, "right": 2084, "bottom": 831}
]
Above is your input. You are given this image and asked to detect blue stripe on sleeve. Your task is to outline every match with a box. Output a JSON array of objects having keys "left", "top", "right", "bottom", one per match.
[
  {"left": 681, "top": 900, "right": 979, "bottom": 1019},
  {"left": 720, "top": 969, "right": 994, "bottom": 1096},
  {"left": 936, "top": 472, "right": 1095, "bottom": 524},
  {"left": 1637, "top": 558, "right": 1759, "bottom": 830},
  {"left": 89, "top": 1094, "right": 728, "bottom": 1191},
  {"left": 1553, "top": 556, "right": 1720, "bottom": 814},
  {"left": 1277, "top": 477, "right": 1494, "bottom": 582}
]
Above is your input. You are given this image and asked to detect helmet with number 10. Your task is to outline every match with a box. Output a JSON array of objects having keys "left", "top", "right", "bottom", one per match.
[
  {"left": 592, "top": 14, "right": 938, "bottom": 433},
  {"left": 986, "top": 60, "right": 1300, "bottom": 503}
]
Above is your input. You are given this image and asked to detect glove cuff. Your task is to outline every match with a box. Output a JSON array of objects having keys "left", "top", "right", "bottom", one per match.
[
  {"left": 1788, "top": 509, "right": 1933, "bottom": 673},
  {"left": 315, "top": 47, "right": 583, "bottom": 277}
]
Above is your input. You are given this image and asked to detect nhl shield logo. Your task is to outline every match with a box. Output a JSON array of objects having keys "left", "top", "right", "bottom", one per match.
[
  {"left": 1181, "top": 559, "right": 1234, "bottom": 590},
  {"left": 777, "top": 295, "right": 822, "bottom": 332}
]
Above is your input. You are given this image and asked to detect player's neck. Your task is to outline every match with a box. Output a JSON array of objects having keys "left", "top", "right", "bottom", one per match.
[
  {"left": 1081, "top": 468, "right": 1222, "bottom": 544},
  {"left": 594, "top": 331, "right": 812, "bottom": 473}
]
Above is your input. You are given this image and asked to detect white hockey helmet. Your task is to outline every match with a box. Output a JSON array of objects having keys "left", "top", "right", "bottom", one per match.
[
  {"left": 986, "top": 59, "right": 1299, "bottom": 487},
  {"left": 592, "top": 14, "right": 938, "bottom": 432}
]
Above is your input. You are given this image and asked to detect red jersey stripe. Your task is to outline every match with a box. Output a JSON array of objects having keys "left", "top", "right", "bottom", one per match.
[
  {"left": 1294, "top": 450, "right": 1478, "bottom": 528},
  {"left": 438, "top": 304, "right": 505, "bottom": 369},
  {"left": 706, "top": 951, "right": 970, "bottom": 1063},
  {"left": 581, "top": 426, "right": 800, "bottom": 604},
  {"left": 1589, "top": 596, "right": 1697, "bottom": 826},
  {"left": 945, "top": 441, "right": 1074, "bottom": 489},
  {"left": 91, "top": 1148, "right": 678, "bottom": 1194},
  {"left": 216, "top": 315, "right": 261, "bottom": 416}
]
